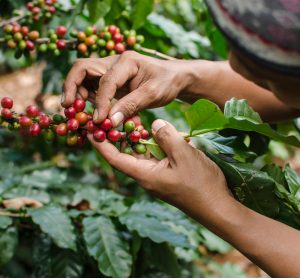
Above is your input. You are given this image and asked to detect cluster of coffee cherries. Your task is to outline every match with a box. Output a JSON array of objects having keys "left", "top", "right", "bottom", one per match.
[
  {"left": 1, "top": 23, "right": 144, "bottom": 58},
  {"left": 71, "top": 25, "right": 144, "bottom": 58},
  {"left": 26, "top": 0, "right": 59, "bottom": 23},
  {"left": 0, "top": 96, "right": 149, "bottom": 154}
]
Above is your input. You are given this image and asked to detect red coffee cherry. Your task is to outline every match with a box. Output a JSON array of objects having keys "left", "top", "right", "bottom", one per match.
[
  {"left": 127, "top": 36, "right": 136, "bottom": 46},
  {"left": 26, "top": 40, "right": 35, "bottom": 51},
  {"left": 113, "top": 33, "right": 123, "bottom": 43},
  {"left": 39, "top": 115, "right": 51, "bottom": 128},
  {"left": 129, "top": 131, "right": 141, "bottom": 143},
  {"left": 1, "top": 97, "right": 13, "bottom": 109},
  {"left": 86, "top": 120, "right": 97, "bottom": 133},
  {"left": 108, "top": 25, "right": 118, "bottom": 36},
  {"left": 64, "top": 106, "right": 76, "bottom": 119},
  {"left": 67, "top": 118, "right": 79, "bottom": 131},
  {"left": 75, "top": 112, "right": 88, "bottom": 125},
  {"left": 77, "top": 43, "right": 87, "bottom": 54},
  {"left": 21, "top": 26, "right": 29, "bottom": 36},
  {"left": 77, "top": 135, "right": 85, "bottom": 146},
  {"left": 56, "top": 40, "right": 66, "bottom": 50},
  {"left": 55, "top": 25, "right": 67, "bottom": 37},
  {"left": 1, "top": 108, "right": 12, "bottom": 119},
  {"left": 29, "top": 123, "right": 41, "bottom": 137},
  {"left": 73, "top": 98, "right": 86, "bottom": 112},
  {"left": 140, "top": 129, "right": 149, "bottom": 139},
  {"left": 56, "top": 123, "right": 68, "bottom": 136},
  {"left": 106, "top": 40, "right": 115, "bottom": 51},
  {"left": 32, "top": 6, "right": 41, "bottom": 14},
  {"left": 115, "top": 43, "right": 125, "bottom": 54},
  {"left": 19, "top": 115, "right": 32, "bottom": 127},
  {"left": 85, "top": 36, "right": 95, "bottom": 46},
  {"left": 26, "top": 2, "right": 34, "bottom": 10},
  {"left": 77, "top": 31, "right": 86, "bottom": 41},
  {"left": 99, "top": 118, "right": 112, "bottom": 131},
  {"left": 107, "top": 129, "right": 121, "bottom": 142},
  {"left": 135, "top": 123, "right": 144, "bottom": 131},
  {"left": 93, "top": 129, "right": 106, "bottom": 142},
  {"left": 12, "top": 25, "right": 21, "bottom": 34},
  {"left": 26, "top": 105, "right": 39, "bottom": 117}
]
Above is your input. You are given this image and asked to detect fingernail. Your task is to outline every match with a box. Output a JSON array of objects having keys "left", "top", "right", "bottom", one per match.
[
  {"left": 152, "top": 119, "right": 166, "bottom": 132},
  {"left": 61, "top": 93, "right": 65, "bottom": 104},
  {"left": 111, "top": 112, "right": 124, "bottom": 127},
  {"left": 93, "top": 109, "right": 99, "bottom": 121}
]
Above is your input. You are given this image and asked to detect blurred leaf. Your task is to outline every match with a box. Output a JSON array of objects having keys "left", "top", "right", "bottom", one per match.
[
  {"left": 29, "top": 205, "right": 77, "bottom": 251},
  {"left": 0, "top": 227, "right": 17, "bottom": 266},
  {"left": 141, "top": 138, "right": 166, "bottom": 160},
  {"left": 0, "top": 216, "right": 12, "bottom": 230},
  {"left": 83, "top": 216, "right": 132, "bottom": 278},
  {"left": 87, "top": 0, "right": 112, "bottom": 23},
  {"left": 131, "top": 0, "right": 153, "bottom": 30},
  {"left": 284, "top": 165, "right": 300, "bottom": 196},
  {"left": 201, "top": 228, "right": 232, "bottom": 253}
]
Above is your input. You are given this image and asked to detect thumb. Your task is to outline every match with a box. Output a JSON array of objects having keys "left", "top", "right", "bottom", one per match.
[
  {"left": 152, "top": 119, "right": 188, "bottom": 163},
  {"left": 109, "top": 88, "right": 148, "bottom": 127}
]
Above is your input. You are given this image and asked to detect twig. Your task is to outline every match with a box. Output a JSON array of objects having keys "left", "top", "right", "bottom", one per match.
[
  {"left": 140, "top": 46, "right": 175, "bottom": 60},
  {"left": 0, "top": 209, "right": 29, "bottom": 218},
  {"left": 0, "top": 14, "right": 26, "bottom": 28}
]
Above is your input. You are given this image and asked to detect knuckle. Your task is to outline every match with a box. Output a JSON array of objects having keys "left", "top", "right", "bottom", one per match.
[
  {"left": 123, "top": 101, "right": 138, "bottom": 114},
  {"left": 156, "top": 127, "right": 171, "bottom": 143}
]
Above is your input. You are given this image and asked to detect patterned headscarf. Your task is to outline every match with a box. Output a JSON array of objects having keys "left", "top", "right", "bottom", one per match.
[{"left": 205, "top": 0, "right": 300, "bottom": 75}]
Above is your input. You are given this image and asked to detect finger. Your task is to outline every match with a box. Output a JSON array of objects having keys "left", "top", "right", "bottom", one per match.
[
  {"left": 78, "top": 86, "right": 89, "bottom": 99},
  {"left": 88, "top": 134, "right": 146, "bottom": 178},
  {"left": 152, "top": 119, "right": 188, "bottom": 164},
  {"left": 93, "top": 54, "right": 139, "bottom": 123},
  {"left": 109, "top": 86, "right": 151, "bottom": 127}
]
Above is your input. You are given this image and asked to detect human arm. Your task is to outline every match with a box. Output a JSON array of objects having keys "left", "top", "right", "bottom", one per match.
[
  {"left": 88, "top": 119, "right": 300, "bottom": 277},
  {"left": 62, "top": 51, "right": 299, "bottom": 125}
]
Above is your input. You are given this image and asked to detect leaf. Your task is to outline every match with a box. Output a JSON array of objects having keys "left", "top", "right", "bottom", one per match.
[
  {"left": 83, "top": 216, "right": 132, "bottom": 278},
  {"left": 0, "top": 227, "right": 17, "bottom": 266},
  {"left": 141, "top": 138, "right": 166, "bottom": 160},
  {"left": 29, "top": 205, "right": 77, "bottom": 251},
  {"left": 120, "top": 201, "right": 191, "bottom": 248},
  {"left": 131, "top": 0, "right": 153, "bottom": 30},
  {"left": 284, "top": 165, "right": 300, "bottom": 196},
  {"left": 87, "top": 0, "right": 112, "bottom": 23},
  {"left": 0, "top": 216, "right": 12, "bottom": 230},
  {"left": 201, "top": 228, "right": 232, "bottom": 253}
]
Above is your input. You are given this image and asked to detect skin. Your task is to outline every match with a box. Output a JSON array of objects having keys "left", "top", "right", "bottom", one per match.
[{"left": 63, "top": 50, "right": 300, "bottom": 277}]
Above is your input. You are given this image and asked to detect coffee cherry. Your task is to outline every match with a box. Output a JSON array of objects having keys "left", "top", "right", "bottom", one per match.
[
  {"left": 26, "top": 40, "right": 35, "bottom": 51},
  {"left": 127, "top": 36, "right": 136, "bottom": 46},
  {"left": 113, "top": 33, "right": 123, "bottom": 43},
  {"left": 85, "top": 26, "right": 94, "bottom": 36},
  {"left": 1, "top": 108, "right": 12, "bottom": 119},
  {"left": 38, "top": 44, "right": 48, "bottom": 52},
  {"left": 43, "top": 129, "right": 55, "bottom": 141},
  {"left": 129, "top": 131, "right": 141, "bottom": 143},
  {"left": 29, "top": 123, "right": 41, "bottom": 136},
  {"left": 32, "top": 6, "right": 41, "bottom": 14},
  {"left": 86, "top": 120, "right": 97, "bottom": 133},
  {"left": 73, "top": 98, "right": 85, "bottom": 112},
  {"left": 99, "top": 49, "right": 107, "bottom": 57},
  {"left": 140, "top": 129, "right": 149, "bottom": 139},
  {"left": 85, "top": 36, "right": 95, "bottom": 47},
  {"left": 1, "top": 97, "right": 13, "bottom": 109},
  {"left": 135, "top": 123, "right": 144, "bottom": 131},
  {"left": 39, "top": 115, "right": 51, "bottom": 128},
  {"left": 93, "top": 129, "right": 106, "bottom": 142},
  {"left": 52, "top": 114, "right": 65, "bottom": 124},
  {"left": 56, "top": 123, "right": 68, "bottom": 136},
  {"left": 70, "top": 30, "right": 78, "bottom": 38},
  {"left": 19, "top": 115, "right": 32, "bottom": 127},
  {"left": 4, "top": 24, "right": 13, "bottom": 34},
  {"left": 77, "top": 135, "right": 85, "bottom": 146},
  {"left": 124, "top": 120, "right": 135, "bottom": 133},
  {"left": 28, "top": 31, "right": 39, "bottom": 41},
  {"left": 104, "top": 32, "right": 112, "bottom": 40},
  {"left": 56, "top": 40, "right": 66, "bottom": 50},
  {"left": 26, "top": 2, "right": 34, "bottom": 10},
  {"left": 67, "top": 118, "right": 79, "bottom": 131},
  {"left": 134, "top": 143, "right": 146, "bottom": 154},
  {"left": 108, "top": 25, "right": 118, "bottom": 36},
  {"left": 13, "top": 32, "right": 23, "bottom": 42},
  {"left": 67, "top": 133, "right": 78, "bottom": 146},
  {"left": 106, "top": 40, "right": 115, "bottom": 51},
  {"left": 99, "top": 118, "right": 112, "bottom": 131},
  {"left": 19, "top": 40, "right": 26, "bottom": 50},
  {"left": 115, "top": 43, "right": 125, "bottom": 53},
  {"left": 136, "top": 35, "right": 144, "bottom": 44},
  {"left": 48, "top": 6, "right": 56, "bottom": 13},
  {"left": 107, "top": 129, "right": 121, "bottom": 142},
  {"left": 20, "top": 26, "right": 29, "bottom": 36},
  {"left": 78, "top": 43, "right": 87, "bottom": 54},
  {"left": 12, "top": 25, "right": 21, "bottom": 34},
  {"left": 64, "top": 107, "right": 76, "bottom": 119},
  {"left": 26, "top": 105, "right": 39, "bottom": 117},
  {"left": 48, "top": 43, "right": 57, "bottom": 51},
  {"left": 123, "top": 146, "right": 133, "bottom": 155},
  {"left": 7, "top": 40, "right": 16, "bottom": 49},
  {"left": 50, "top": 33, "right": 58, "bottom": 42},
  {"left": 56, "top": 25, "right": 67, "bottom": 37},
  {"left": 125, "top": 115, "right": 141, "bottom": 125},
  {"left": 77, "top": 31, "right": 86, "bottom": 41},
  {"left": 75, "top": 112, "right": 88, "bottom": 125}
]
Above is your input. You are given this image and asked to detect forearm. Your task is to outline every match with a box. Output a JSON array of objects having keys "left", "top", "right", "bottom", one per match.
[
  {"left": 184, "top": 196, "right": 300, "bottom": 277},
  {"left": 178, "top": 60, "right": 300, "bottom": 122}
]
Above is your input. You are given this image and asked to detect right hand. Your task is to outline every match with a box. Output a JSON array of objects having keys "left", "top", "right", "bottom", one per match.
[{"left": 62, "top": 51, "right": 192, "bottom": 126}]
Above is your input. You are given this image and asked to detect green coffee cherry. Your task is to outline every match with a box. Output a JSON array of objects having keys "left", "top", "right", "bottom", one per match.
[
  {"left": 123, "top": 146, "right": 133, "bottom": 155},
  {"left": 124, "top": 120, "right": 135, "bottom": 133},
  {"left": 52, "top": 114, "right": 65, "bottom": 124},
  {"left": 134, "top": 143, "right": 147, "bottom": 154}
]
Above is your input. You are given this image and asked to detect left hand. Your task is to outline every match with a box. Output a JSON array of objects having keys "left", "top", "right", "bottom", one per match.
[{"left": 88, "top": 119, "right": 236, "bottom": 225}]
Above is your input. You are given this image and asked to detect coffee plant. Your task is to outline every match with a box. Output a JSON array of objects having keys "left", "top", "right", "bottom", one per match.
[{"left": 0, "top": 0, "right": 299, "bottom": 278}]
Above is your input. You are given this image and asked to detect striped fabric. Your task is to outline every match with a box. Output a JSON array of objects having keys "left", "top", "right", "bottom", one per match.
[{"left": 205, "top": 0, "right": 300, "bottom": 75}]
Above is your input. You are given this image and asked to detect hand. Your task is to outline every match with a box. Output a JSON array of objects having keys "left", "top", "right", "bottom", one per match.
[
  {"left": 63, "top": 51, "right": 192, "bottom": 126},
  {"left": 88, "top": 119, "right": 235, "bottom": 225}
]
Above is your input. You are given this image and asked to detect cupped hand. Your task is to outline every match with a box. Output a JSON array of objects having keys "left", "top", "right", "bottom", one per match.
[
  {"left": 63, "top": 51, "right": 191, "bottom": 126},
  {"left": 88, "top": 119, "right": 234, "bottom": 224}
]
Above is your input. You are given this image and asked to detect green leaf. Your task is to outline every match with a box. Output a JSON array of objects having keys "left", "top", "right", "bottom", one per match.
[
  {"left": 87, "top": 0, "right": 112, "bottom": 23},
  {"left": 0, "top": 216, "right": 12, "bottom": 230},
  {"left": 131, "top": 0, "right": 153, "bottom": 30},
  {"left": 29, "top": 205, "right": 77, "bottom": 251},
  {"left": 201, "top": 228, "right": 232, "bottom": 253},
  {"left": 0, "top": 227, "right": 17, "bottom": 266},
  {"left": 83, "top": 216, "right": 132, "bottom": 278},
  {"left": 120, "top": 201, "right": 191, "bottom": 248},
  {"left": 141, "top": 138, "right": 166, "bottom": 160},
  {"left": 284, "top": 165, "right": 300, "bottom": 196}
]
